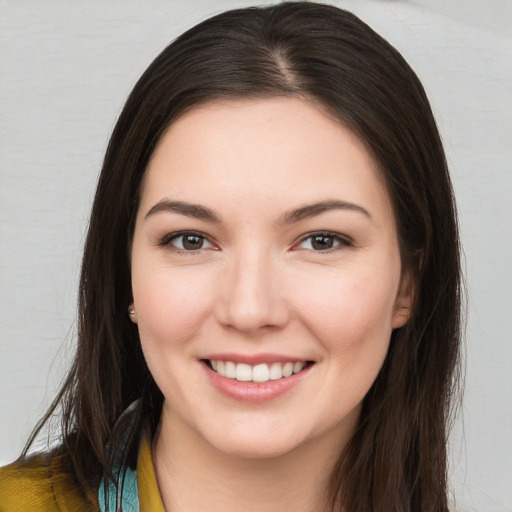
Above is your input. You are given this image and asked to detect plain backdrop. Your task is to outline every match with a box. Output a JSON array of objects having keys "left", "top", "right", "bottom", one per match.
[{"left": 1, "top": 1, "right": 511, "bottom": 510}]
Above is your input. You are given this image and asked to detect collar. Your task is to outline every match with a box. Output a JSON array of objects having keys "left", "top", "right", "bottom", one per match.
[
  {"left": 137, "top": 432, "right": 166, "bottom": 512},
  {"left": 98, "top": 402, "right": 166, "bottom": 512}
]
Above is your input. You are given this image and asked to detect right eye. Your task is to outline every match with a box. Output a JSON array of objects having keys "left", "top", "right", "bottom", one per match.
[
  {"left": 293, "top": 231, "right": 353, "bottom": 253},
  {"left": 160, "top": 231, "right": 215, "bottom": 253}
]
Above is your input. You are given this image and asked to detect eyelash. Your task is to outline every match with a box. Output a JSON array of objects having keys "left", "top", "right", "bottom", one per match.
[
  {"left": 295, "top": 231, "right": 353, "bottom": 253},
  {"left": 157, "top": 230, "right": 353, "bottom": 255},
  {"left": 157, "top": 231, "right": 216, "bottom": 255}
]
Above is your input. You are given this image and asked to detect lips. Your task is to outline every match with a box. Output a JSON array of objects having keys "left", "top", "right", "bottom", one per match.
[
  {"left": 201, "top": 354, "right": 314, "bottom": 402},
  {"left": 208, "top": 360, "right": 307, "bottom": 383}
]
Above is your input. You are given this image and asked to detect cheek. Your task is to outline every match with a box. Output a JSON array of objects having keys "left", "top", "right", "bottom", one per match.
[
  {"left": 293, "top": 261, "right": 399, "bottom": 357},
  {"left": 132, "top": 264, "right": 215, "bottom": 348},
  {"left": 131, "top": 265, "right": 217, "bottom": 402}
]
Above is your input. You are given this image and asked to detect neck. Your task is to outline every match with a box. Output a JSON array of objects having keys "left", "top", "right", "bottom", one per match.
[{"left": 153, "top": 406, "right": 349, "bottom": 512}]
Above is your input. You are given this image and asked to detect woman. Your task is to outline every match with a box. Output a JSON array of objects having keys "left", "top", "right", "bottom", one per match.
[{"left": 0, "top": 2, "right": 462, "bottom": 511}]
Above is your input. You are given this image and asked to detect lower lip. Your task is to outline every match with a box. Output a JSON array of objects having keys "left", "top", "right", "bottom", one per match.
[{"left": 203, "top": 362, "right": 312, "bottom": 403}]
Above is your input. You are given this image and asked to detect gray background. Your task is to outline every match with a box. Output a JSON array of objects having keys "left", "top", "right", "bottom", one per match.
[{"left": 1, "top": 1, "right": 511, "bottom": 510}]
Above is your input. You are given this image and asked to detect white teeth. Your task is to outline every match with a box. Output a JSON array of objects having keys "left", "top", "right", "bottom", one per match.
[
  {"left": 236, "top": 363, "right": 252, "bottom": 382},
  {"left": 269, "top": 362, "right": 283, "bottom": 380},
  {"left": 209, "top": 360, "right": 308, "bottom": 383},
  {"left": 225, "top": 361, "right": 237, "bottom": 379},
  {"left": 282, "top": 362, "right": 294, "bottom": 378},
  {"left": 293, "top": 361, "right": 306, "bottom": 373},
  {"left": 252, "top": 364, "right": 270, "bottom": 383}
]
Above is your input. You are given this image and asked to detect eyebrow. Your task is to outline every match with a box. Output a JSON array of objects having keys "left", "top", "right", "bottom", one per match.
[
  {"left": 278, "top": 200, "right": 372, "bottom": 224},
  {"left": 144, "top": 199, "right": 221, "bottom": 222},
  {"left": 144, "top": 198, "right": 371, "bottom": 224}
]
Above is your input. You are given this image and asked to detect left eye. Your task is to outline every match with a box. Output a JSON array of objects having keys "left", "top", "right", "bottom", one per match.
[
  {"left": 296, "top": 233, "right": 350, "bottom": 251},
  {"left": 166, "top": 232, "right": 214, "bottom": 251}
]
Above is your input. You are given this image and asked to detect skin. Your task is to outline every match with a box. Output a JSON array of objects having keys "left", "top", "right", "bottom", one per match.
[{"left": 129, "top": 97, "right": 412, "bottom": 512}]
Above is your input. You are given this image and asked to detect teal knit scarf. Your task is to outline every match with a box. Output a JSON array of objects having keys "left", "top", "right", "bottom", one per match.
[{"left": 98, "top": 401, "right": 141, "bottom": 512}]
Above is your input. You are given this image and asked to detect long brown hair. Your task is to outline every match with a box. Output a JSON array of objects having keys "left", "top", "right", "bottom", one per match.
[{"left": 24, "top": 3, "right": 463, "bottom": 510}]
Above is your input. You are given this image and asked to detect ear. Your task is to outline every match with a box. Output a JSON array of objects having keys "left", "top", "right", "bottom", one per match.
[
  {"left": 392, "top": 269, "right": 416, "bottom": 329},
  {"left": 128, "top": 303, "right": 138, "bottom": 324}
]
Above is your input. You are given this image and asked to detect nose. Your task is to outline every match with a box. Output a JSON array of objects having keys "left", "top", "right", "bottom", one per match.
[{"left": 215, "top": 248, "right": 289, "bottom": 335}]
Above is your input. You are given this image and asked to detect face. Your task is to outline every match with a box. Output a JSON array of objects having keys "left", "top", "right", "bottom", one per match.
[{"left": 130, "top": 97, "right": 412, "bottom": 460}]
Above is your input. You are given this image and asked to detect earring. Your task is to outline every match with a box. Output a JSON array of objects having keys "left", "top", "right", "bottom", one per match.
[{"left": 128, "top": 307, "right": 136, "bottom": 319}]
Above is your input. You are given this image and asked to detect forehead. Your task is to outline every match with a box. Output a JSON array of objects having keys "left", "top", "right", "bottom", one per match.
[{"left": 139, "top": 97, "right": 393, "bottom": 226}]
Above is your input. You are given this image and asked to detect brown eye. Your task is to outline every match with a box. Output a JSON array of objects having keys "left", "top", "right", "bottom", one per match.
[
  {"left": 311, "top": 235, "right": 335, "bottom": 250},
  {"left": 163, "top": 232, "right": 215, "bottom": 252},
  {"left": 182, "top": 234, "right": 204, "bottom": 250},
  {"left": 296, "top": 232, "right": 351, "bottom": 252}
]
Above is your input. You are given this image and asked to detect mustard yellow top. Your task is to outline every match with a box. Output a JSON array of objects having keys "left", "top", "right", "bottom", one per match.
[{"left": 0, "top": 435, "right": 166, "bottom": 512}]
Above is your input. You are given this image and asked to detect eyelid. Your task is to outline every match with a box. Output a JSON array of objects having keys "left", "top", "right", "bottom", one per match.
[
  {"left": 157, "top": 230, "right": 218, "bottom": 253},
  {"left": 156, "top": 230, "right": 352, "bottom": 254},
  {"left": 293, "top": 231, "right": 354, "bottom": 251}
]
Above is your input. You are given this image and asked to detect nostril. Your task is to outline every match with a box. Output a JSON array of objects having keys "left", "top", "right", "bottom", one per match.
[{"left": 214, "top": 263, "right": 289, "bottom": 333}]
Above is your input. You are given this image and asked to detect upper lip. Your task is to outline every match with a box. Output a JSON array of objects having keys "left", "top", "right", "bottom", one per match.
[{"left": 202, "top": 353, "right": 312, "bottom": 365}]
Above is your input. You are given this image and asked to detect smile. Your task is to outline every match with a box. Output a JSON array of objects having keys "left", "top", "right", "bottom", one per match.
[{"left": 207, "top": 360, "right": 309, "bottom": 383}]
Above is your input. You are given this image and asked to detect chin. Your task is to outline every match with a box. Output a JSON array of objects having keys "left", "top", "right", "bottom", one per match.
[{"left": 209, "top": 433, "right": 304, "bottom": 461}]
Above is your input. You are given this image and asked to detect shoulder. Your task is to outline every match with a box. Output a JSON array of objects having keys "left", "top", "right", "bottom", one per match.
[{"left": 0, "top": 451, "right": 97, "bottom": 512}]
